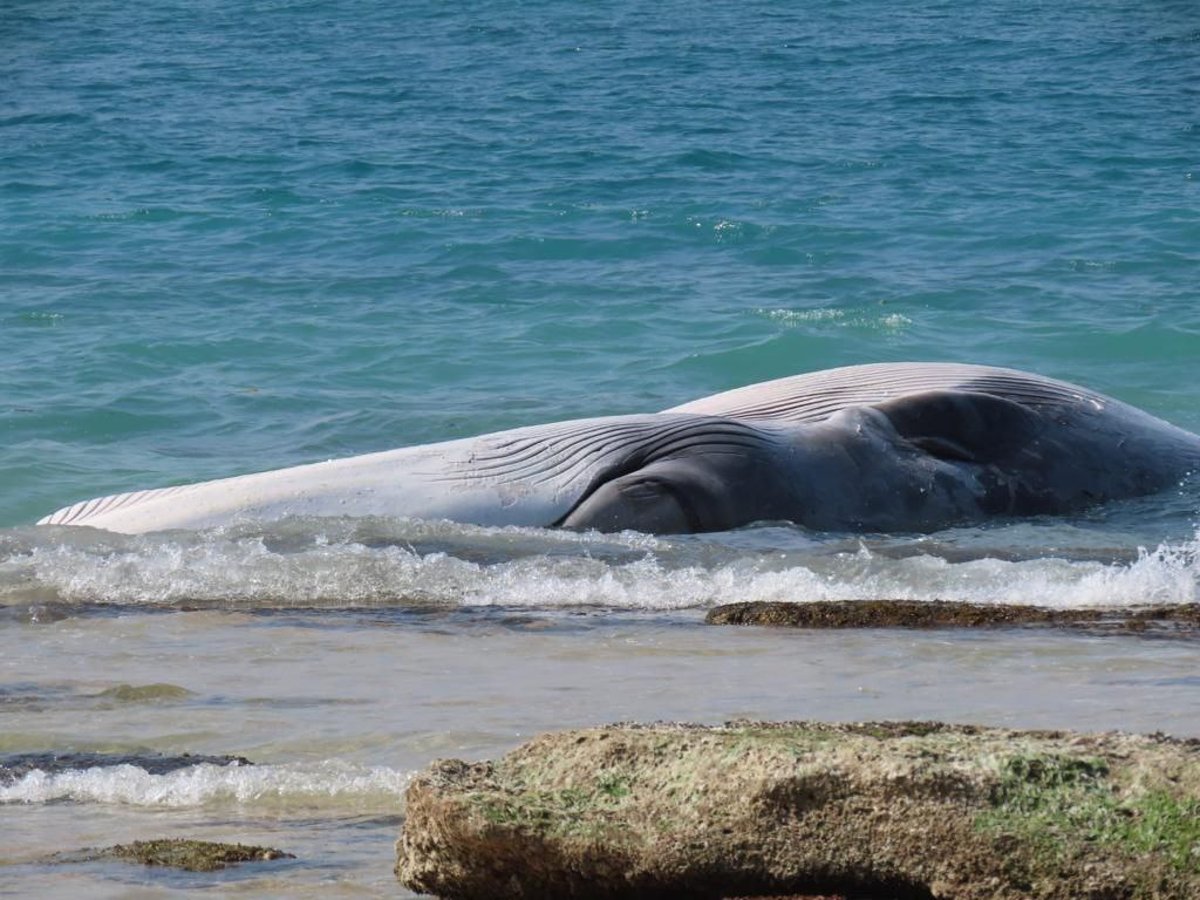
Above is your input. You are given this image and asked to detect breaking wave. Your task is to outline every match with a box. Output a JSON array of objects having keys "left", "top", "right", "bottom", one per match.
[
  {"left": 2, "top": 514, "right": 1198, "bottom": 611},
  {"left": 0, "top": 758, "right": 410, "bottom": 813}
]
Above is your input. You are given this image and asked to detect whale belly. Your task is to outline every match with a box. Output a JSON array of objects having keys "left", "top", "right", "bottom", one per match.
[{"left": 37, "top": 414, "right": 736, "bottom": 534}]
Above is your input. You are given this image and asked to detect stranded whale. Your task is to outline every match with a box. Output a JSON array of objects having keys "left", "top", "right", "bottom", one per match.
[{"left": 38, "top": 363, "right": 1200, "bottom": 536}]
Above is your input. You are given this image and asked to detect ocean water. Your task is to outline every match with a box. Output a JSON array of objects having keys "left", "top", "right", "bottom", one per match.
[{"left": 3, "top": 0, "right": 1200, "bottom": 894}]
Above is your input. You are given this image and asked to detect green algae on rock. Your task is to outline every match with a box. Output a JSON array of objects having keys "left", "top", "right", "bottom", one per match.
[
  {"left": 95, "top": 682, "right": 196, "bottom": 703},
  {"left": 705, "top": 599, "right": 1200, "bottom": 634},
  {"left": 396, "top": 721, "right": 1200, "bottom": 900},
  {"left": 55, "top": 839, "right": 294, "bottom": 872}
]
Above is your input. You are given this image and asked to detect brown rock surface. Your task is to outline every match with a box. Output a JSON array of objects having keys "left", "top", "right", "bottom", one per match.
[
  {"left": 396, "top": 721, "right": 1200, "bottom": 899},
  {"left": 705, "top": 599, "right": 1200, "bottom": 634},
  {"left": 54, "top": 838, "right": 294, "bottom": 871}
]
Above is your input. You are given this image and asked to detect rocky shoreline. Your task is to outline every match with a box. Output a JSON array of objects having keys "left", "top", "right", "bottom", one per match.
[
  {"left": 26, "top": 601, "right": 1200, "bottom": 896},
  {"left": 396, "top": 720, "right": 1200, "bottom": 899}
]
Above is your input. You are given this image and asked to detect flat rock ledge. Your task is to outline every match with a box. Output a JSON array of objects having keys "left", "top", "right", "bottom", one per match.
[
  {"left": 53, "top": 839, "right": 294, "bottom": 872},
  {"left": 396, "top": 721, "right": 1200, "bottom": 900},
  {"left": 706, "top": 600, "right": 1200, "bottom": 634}
]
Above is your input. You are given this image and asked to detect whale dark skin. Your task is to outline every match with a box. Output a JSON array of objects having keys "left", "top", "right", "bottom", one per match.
[{"left": 559, "top": 388, "right": 1200, "bottom": 533}]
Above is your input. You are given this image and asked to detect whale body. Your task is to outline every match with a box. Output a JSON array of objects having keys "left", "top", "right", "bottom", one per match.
[{"left": 38, "top": 363, "right": 1200, "bottom": 535}]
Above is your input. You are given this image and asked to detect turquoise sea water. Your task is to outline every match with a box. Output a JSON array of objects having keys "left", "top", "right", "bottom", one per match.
[
  {"left": 3, "top": 1, "right": 1200, "bottom": 895},
  {"left": 6, "top": 0, "right": 1200, "bottom": 526}
]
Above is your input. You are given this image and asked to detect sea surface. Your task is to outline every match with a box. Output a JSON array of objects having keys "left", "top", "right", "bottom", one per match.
[{"left": 3, "top": 0, "right": 1200, "bottom": 894}]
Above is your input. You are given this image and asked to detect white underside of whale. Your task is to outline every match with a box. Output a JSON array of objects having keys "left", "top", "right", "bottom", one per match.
[{"left": 38, "top": 413, "right": 755, "bottom": 533}]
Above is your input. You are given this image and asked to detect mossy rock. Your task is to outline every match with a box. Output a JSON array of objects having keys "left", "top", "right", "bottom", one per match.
[
  {"left": 95, "top": 682, "right": 195, "bottom": 702},
  {"left": 706, "top": 599, "right": 1200, "bottom": 634},
  {"left": 397, "top": 720, "right": 1200, "bottom": 899},
  {"left": 56, "top": 839, "right": 294, "bottom": 872}
]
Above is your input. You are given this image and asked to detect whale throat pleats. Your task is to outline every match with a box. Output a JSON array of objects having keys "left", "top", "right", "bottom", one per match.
[{"left": 664, "top": 362, "right": 1104, "bottom": 424}]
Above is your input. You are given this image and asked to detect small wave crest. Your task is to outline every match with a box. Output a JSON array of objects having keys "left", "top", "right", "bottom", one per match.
[
  {"left": 0, "top": 759, "right": 411, "bottom": 813},
  {"left": 1, "top": 517, "right": 1198, "bottom": 611}
]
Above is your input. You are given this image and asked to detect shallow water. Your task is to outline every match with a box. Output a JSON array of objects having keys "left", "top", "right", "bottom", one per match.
[
  {"left": 4, "top": 0, "right": 1200, "bottom": 894},
  {"left": 3, "top": 605, "right": 1199, "bottom": 895}
]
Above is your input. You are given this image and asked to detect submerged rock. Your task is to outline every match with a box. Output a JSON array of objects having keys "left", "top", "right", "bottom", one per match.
[
  {"left": 95, "top": 682, "right": 195, "bottom": 702},
  {"left": 55, "top": 839, "right": 293, "bottom": 872},
  {"left": 706, "top": 599, "right": 1200, "bottom": 634},
  {"left": 396, "top": 721, "right": 1200, "bottom": 899}
]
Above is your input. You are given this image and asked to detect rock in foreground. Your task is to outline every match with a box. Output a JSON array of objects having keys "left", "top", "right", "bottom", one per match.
[{"left": 396, "top": 721, "right": 1200, "bottom": 899}]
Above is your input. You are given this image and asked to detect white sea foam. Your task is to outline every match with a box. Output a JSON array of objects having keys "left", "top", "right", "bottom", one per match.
[
  {"left": 0, "top": 760, "right": 411, "bottom": 812},
  {"left": 757, "top": 306, "right": 913, "bottom": 332},
  {"left": 2, "top": 519, "right": 1198, "bottom": 611}
]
